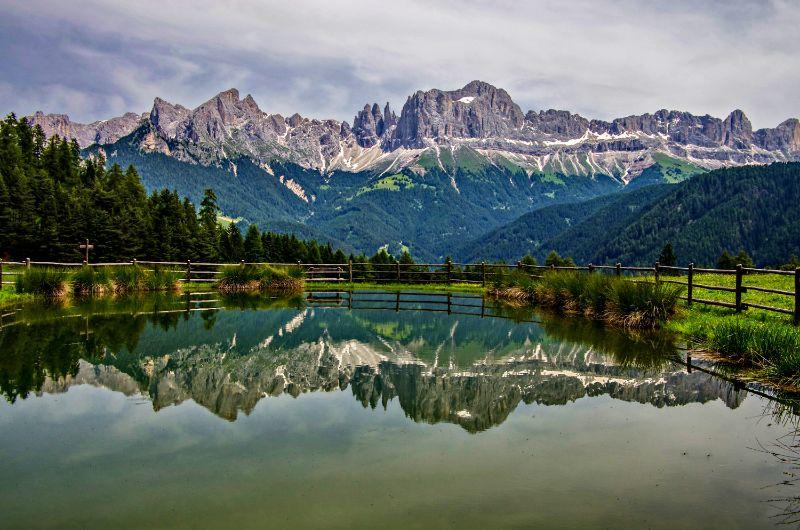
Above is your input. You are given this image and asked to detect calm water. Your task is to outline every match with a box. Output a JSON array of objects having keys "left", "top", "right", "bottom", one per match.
[{"left": 1, "top": 291, "right": 799, "bottom": 529}]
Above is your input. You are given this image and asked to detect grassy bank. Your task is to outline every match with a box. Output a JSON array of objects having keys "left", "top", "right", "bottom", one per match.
[
  {"left": 308, "top": 281, "right": 485, "bottom": 293},
  {"left": 217, "top": 264, "right": 304, "bottom": 294},
  {"left": 13, "top": 266, "right": 182, "bottom": 298},
  {"left": 488, "top": 270, "right": 682, "bottom": 329}
]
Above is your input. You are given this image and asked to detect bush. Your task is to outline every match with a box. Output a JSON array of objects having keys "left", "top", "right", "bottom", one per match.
[
  {"left": 71, "top": 266, "right": 112, "bottom": 295},
  {"left": 15, "top": 268, "right": 70, "bottom": 297},
  {"left": 217, "top": 264, "right": 304, "bottom": 293},
  {"left": 603, "top": 280, "right": 683, "bottom": 329},
  {"left": 707, "top": 318, "right": 800, "bottom": 367},
  {"left": 493, "top": 270, "right": 682, "bottom": 329},
  {"left": 110, "top": 265, "right": 147, "bottom": 293},
  {"left": 144, "top": 267, "right": 182, "bottom": 291}
]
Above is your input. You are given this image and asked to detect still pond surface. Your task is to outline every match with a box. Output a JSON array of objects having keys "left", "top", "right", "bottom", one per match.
[{"left": 1, "top": 290, "right": 799, "bottom": 529}]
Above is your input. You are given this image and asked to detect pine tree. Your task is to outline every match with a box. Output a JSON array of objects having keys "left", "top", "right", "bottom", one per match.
[
  {"left": 244, "top": 224, "right": 264, "bottom": 262},
  {"left": 658, "top": 243, "right": 676, "bottom": 266}
]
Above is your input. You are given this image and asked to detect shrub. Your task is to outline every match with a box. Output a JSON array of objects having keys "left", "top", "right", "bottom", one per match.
[
  {"left": 217, "top": 264, "right": 304, "bottom": 293},
  {"left": 603, "top": 280, "right": 682, "bottom": 329},
  {"left": 71, "top": 266, "right": 112, "bottom": 295},
  {"left": 707, "top": 319, "right": 756, "bottom": 361},
  {"left": 110, "top": 265, "right": 147, "bottom": 293},
  {"left": 15, "top": 268, "right": 70, "bottom": 298},
  {"left": 144, "top": 267, "right": 182, "bottom": 291}
]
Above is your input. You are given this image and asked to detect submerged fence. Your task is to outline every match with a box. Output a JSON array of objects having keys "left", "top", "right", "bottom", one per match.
[{"left": 1, "top": 258, "right": 798, "bottom": 325}]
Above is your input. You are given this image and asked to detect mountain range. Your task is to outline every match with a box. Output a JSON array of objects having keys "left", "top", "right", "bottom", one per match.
[{"left": 26, "top": 81, "right": 800, "bottom": 260}]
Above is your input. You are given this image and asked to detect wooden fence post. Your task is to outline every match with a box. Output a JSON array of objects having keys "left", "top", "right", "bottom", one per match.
[
  {"left": 794, "top": 267, "right": 799, "bottom": 326},
  {"left": 481, "top": 262, "right": 486, "bottom": 287},
  {"left": 516, "top": 260, "right": 521, "bottom": 271},
  {"left": 588, "top": 263, "right": 594, "bottom": 274},
  {"left": 396, "top": 261, "right": 401, "bottom": 282},
  {"left": 446, "top": 261, "right": 452, "bottom": 284},
  {"left": 735, "top": 264, "right": 744, "bottom": 313},
  {"left": 186, "top": 260, "right": 192, "bottom": 283},
  {"left": 26, "top": 258, "right": 30, "bottom": 269},
  {"left": 0, "top": 259, "right": 3, "bottom": 288},
  {"left": 654, "top": 262, "right": 660, "bottom": 285},
  {"left": 348, "top": 260, "right": 353, "bottom": 283},
  {"left": 687, "top": 263, "right": 694, "bottom": 307},
  {"left": 615, "top": 263, "right": 621, "bottom": 277}
]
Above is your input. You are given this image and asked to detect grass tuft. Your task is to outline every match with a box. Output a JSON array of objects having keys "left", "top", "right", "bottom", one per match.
[{"left": 15, "top": 268, "right": 70, "bottom": 298}]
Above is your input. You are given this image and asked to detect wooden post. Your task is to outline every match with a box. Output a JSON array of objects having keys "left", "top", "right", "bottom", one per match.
[
  {"left": 481, "top": 262, "right": 486, "bottom": 287},
  {"left": 615, "top": 263, "right": 621, "bottom": 277},
  {"left": 0, "top": 259, "right": 3, "bottom": 288},
  {"left": 26, "top": 258, "right": 31, "bottom": 269},
  {"left": 396, "top": 261, "right": 401, "bottom": 282},
  {"left": 588, "top": 263, "right": 594, "bottom": 274},
  {"left": 735, "top": 264, "right": 743, "bottom": 313},
  {"left": 447, "top": 292, "right": 452, "bottom": 314},
  {"left": 516, "top": 260, "right": 521, "bottom": 271},
  {"left": 79, "top": 238, "right": 94, "bottom": 263},
  {"left": 654, "top": 262, "right": 660, "bottom": 285},
  {"left": 687, "top": 263, "right": 694, "bottom": 307},
  {"left": 186, "top": 260, "right": 192, "bottom": 283},
  {"left": 794, "top": 267, "right": 800, "bottom": 326},
  {"left": 395, "top": 291, "right": 400, "bottom": 312},
  {"left": 446, "top": 261, "right": 452, "bottom": 284},
  {"left": 348, "top": 260, "right": 353, "bottom": 283}
]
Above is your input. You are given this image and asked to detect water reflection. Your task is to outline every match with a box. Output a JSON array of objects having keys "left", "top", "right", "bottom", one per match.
[{"left": 0, "top": 291, "right": 753, "bottom": 431}]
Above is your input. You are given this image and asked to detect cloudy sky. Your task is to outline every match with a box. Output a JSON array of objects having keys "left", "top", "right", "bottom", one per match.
[{"left": 1, "top": 0, "right": 797, "bottom": 128}]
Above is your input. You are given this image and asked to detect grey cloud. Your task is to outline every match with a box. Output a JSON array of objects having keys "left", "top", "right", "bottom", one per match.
[{"left": 1, "top": 0, "right": 797, "bottom": 128}]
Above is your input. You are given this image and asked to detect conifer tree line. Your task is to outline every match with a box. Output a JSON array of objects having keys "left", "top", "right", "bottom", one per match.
[{"left": 0, "top": 114, "right": 355, "bottom": 264}]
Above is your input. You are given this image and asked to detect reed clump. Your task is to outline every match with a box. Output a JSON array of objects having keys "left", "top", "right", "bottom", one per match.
[
  {"left": 704, "top": 319, "right": 800, "bottom": 387},
  {"left": 491, "top": 270, "right": 682, "bottom": 329},
  {"left": 71, "top": 266, "right": 112, "bottom": 295},
  {"left": 217, "top": 264, "right": 304, "bottom": 293},
  {"left": 15, "top": 268, "right": 70, "bottom": 298}
]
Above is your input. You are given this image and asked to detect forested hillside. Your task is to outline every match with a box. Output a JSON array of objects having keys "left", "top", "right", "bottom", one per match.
[
  {"left": 456, "top": 184, "right": 673, "bottom": 262},
  {"left": 587, "top": 162, "right": 800, "bottom": 266},
  {"left": 0, "top": 115, "right": 348, "bottom": 263}
]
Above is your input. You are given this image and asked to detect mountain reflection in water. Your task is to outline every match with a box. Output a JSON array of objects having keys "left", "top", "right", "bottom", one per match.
[{"left": 0, "top": 291, "right": 746, "bottom": 431}]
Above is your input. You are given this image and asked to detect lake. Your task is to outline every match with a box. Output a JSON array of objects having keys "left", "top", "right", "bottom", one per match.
[{"left": 1, "top": 290, "right": 798, "bottom": 529}]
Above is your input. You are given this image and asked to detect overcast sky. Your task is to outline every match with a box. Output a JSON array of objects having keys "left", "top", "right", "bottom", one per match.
[{"left": 1, "top": 0, "right": 797, "bottom": 128}]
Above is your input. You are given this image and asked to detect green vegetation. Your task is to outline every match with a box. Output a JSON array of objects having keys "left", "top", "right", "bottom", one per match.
[
  {"left": 217, "top": 264, "right": 304, "bottom": 294},
  {"left": 590, "top": 163, "right": 800, "bottom": 266},
  {"left": 12, "top": 265, "right": 181, "bottom": 298},
  {"left": 0, "top": 115, "right": 350, "bottom": 264},
  {"left": 490, "top": 270, "right": 682, "bottom": 329},
  {"left": 309, "top": 281, "right": 485, "bottom": 293},
  {"left": 358, "top": 174, "right": 414, "bottom": 195},
  {"left": 649, "top": 153, "right": 704, "bottom": 183},
  {"left": 15, "top": 268, "right": 70, "bottom": 298}
]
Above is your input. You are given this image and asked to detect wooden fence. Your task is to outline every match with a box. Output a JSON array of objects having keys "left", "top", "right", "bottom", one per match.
[{"left": 1, "top": 258, "right": 798, "bottom": 325}]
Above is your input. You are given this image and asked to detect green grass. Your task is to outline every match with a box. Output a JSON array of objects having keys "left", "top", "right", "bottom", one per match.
[
  {"left": 15, "top": 268, "right": 71, "bottom": 298},
  {"left": 650, "top": 152, "right": 704, "bottom": 183},
  {"left": 217, "top": 264, "right": 304, "bottom": 293},
  {"left": 308, "top": 281, "right": 485, "bottom": 293},
  {"left": 504, "top": 271, "right": 682, "bottom": 329},
  {"left": 0, "top": 283, "right": 32, "bottom": 307},
  {"left": 71, "top": 266, "right": 113, "bottom": 295},
  {"left": 357, "top": 174, "right": 414, "bottom": 195}
]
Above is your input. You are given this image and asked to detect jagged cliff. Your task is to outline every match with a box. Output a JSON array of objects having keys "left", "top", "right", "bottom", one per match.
[{"left": 28, "top": 81, "right": 799, "bottom": 182}]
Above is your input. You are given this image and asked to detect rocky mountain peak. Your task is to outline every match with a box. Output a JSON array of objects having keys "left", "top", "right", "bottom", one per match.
[
  {"left": 389, "top": 80, "right": 526, "bottom": 149},
  {"left": 722, "top": 109, "right": 753, "bottom": 149}
]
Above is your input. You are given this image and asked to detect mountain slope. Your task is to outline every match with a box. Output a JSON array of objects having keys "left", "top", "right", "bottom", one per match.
[
  {"left": 586, "top": 162, "right": 800, "bottom": 266},
  {"left": 455, "top": 184, "right": 673, "bottom": 262}
]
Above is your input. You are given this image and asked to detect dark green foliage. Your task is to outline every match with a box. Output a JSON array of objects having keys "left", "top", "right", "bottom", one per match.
[
  {"left": 705, "top": 319, "right": 800, "bottom": 385},
  {"left": 589, "top": 163, "right": 800, "bottom": 266},
  {"left": 15, "top": 267, "right": 70, "bottom": 297},
  {"left": 658, "top": 243, "right": 676, "bottom": 267},
  {"left": 496, "top": 271, "right": 682, "bottom": 329},
  {"left": 456, "top": 184, "right": 673, "bottom": 263},
  {"left": 717, "top": 250, "right": 754, "bottom": 269},
  {"left": 544, "top": 251, "right": 575, "bottom": 267},
  {"left": 0, "top": 115, "right": 349, "bottom": 264}
]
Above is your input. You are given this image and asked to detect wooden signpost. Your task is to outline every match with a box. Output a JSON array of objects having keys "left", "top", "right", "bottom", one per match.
[{"left": 79, "top": 239, "right": 94, "bottom": 264}]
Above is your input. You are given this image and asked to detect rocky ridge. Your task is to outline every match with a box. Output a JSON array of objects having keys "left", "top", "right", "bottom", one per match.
[{"left": 28, "top": 81, "right": 800, "bottom": 183}]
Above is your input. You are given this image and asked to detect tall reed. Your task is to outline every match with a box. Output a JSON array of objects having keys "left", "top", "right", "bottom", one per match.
[{"left": 15, "top": 268, "right": 70, "bottom": 298}]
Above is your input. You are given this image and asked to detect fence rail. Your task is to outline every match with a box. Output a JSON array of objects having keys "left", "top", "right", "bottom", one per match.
[{"left": 1, "top": 258, "right": 798, "bottom": 325}]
